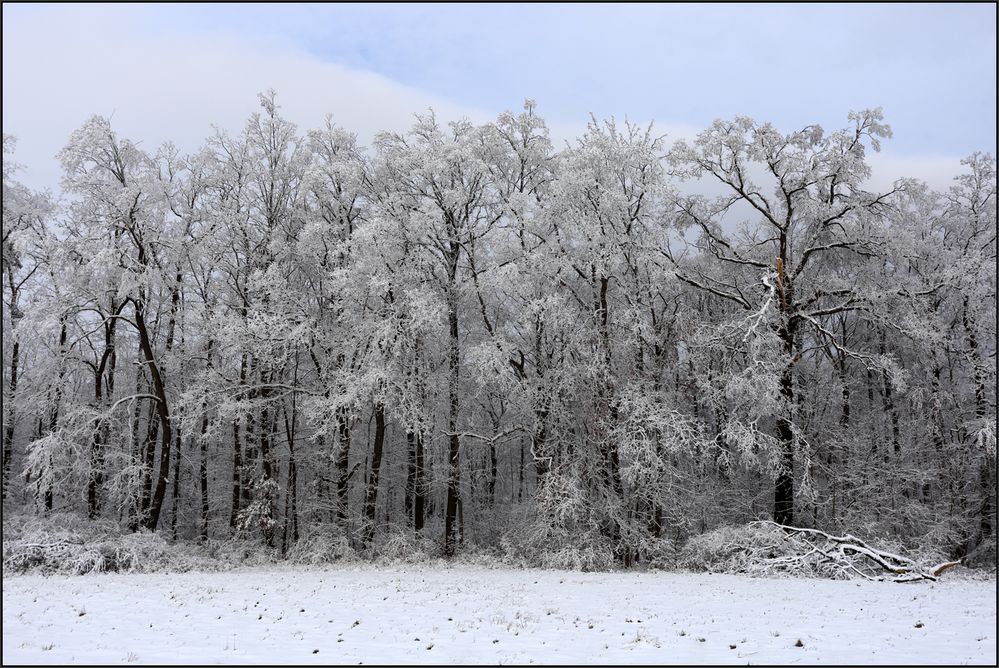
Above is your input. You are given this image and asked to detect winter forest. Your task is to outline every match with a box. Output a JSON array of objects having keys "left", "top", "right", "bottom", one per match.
[{"left": 2, "top": 92, "right": 997, "bottom": 571}]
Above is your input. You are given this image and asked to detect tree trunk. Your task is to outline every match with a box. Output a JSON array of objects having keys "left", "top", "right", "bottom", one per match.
[
  {"left": 197, "top": 338, "right": 214, "bottom": 542},
  {"left": 140, "top": 392, "right": 159, "bottom": 516},
  {"left": 597, "top": 273, "right": 624, "bottom": 501},
  {"left": 773, "top": 256, "right": 796, "bottom": 526},
  {"left": 773, "top": 362, "right": 796, "bottom": 526},
  {"left": 229, "top": 419, "right": 242, "bottom": 530},
  {"left": 241, "top": 359, "right": 258, "bottom": 509},
  {"left": 2, "top": 338, "right": 19, "bottom": 499},
  {"left": 405, "top": 429, "right": 417, "bottom": 526},
  {"left": 2, "top": 273, "right": 22, "bottom": 500},
  {"left": 335, "top": 406, "right": 352, "bottom": 528},
  {"left": 199, "top": 406, "right": 211, "bottom": 542},
  {"left": 286, "top": 412, "right": 299, "bottom": 548},
  {"left": 170, "top": 425, "right": 182, "bottom": 539},
  {"left": 135, "top": 303, "right": 172, "bottom": 532},
  {"left": 87, "top": 310, "right": 117, "bottom": 519},
  {"left": 444, "top": 293, "right": 462, "bottom": 557},
  {"left": 87, "top": 380, "right": 105, "bottom": 518},
  {"left": 281, "top": 374, "right": 300, "bottom": 550},
  {"left": 879, "top": 331, "right": 901, "bottom": 458},
  {"left": 128, "top": 365, "right": 146, "bottom": 531},
  {"left": 517, "top": 436, "right": 525, "bottom": 502},
  {"left": 533, "top": 409, "right": 550, "bottom": 485},
  {"left": 37, "top": 319, "right": 67, "bottom": 514},
  {"left": 964, "top": 301, "right": 994, "bottom": 543},
  {"left": 488, "top": 438, "right": 498, "bottom": 507},
  {"left": 258, "top": 386, "right": 275, "bottom": 546},
  {"left": 414, "top": 430, "right": 426, "bottom": 532},
  {"left": 363, "top": 401, "right": 386, "bottom": 545}
]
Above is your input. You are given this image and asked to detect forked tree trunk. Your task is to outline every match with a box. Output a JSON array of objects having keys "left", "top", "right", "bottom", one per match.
[
  {"left": 135, "top": 303, "right": 172, "bottom": 532},
  {"left": 87, "top": 308, "right": 117, "bottom": 519},
  {"left": 282, "top": 388, "right": 300, "bottom": 548}
]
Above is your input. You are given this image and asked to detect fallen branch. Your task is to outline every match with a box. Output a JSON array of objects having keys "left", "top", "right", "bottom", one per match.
[
  {"left": 930, "top": 560, "right": 963, "bottom": 577},
  {"left": 757, "top": 521, "right": 961, "bottom": 583}
]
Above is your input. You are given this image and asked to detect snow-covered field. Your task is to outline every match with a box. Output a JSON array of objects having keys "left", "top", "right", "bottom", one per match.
[{"left": 3, "top": 565, "right": 995, "bottom": 665}]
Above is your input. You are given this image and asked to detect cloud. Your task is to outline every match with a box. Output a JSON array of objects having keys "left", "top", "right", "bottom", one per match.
[
  {"left": 2, "top": 5, "right": 972, "bottom": 196},
  {"left": 2, "top": 6, "right": 492, "bottom": 191}
]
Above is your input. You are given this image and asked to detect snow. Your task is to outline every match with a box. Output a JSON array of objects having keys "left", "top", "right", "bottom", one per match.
[{"left": 3, "top": 565, "right": 995, "bottom": 665}]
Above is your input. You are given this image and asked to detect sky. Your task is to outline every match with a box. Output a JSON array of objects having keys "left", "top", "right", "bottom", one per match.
[{"left": 3, "top": 3, "right": 996, "bottom": 193}]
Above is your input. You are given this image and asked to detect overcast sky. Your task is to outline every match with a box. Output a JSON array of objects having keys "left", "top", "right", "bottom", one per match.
[{"left": 3, "top": 3, "right": 996, "bottom": 192}]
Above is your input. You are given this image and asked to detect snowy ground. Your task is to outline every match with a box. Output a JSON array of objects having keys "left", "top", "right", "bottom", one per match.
[{"left": 3, "top": 565, "right": 995, "bottom": 665}]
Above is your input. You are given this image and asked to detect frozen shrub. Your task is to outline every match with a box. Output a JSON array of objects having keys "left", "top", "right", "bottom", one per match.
[
  {"left": 506, "top": 469, "right": 620, "bottom": 571},
  {"left": 499, "top": 521, "right": 617, "bottom": 571},
  {"left": 369, "top": 529, "right": 436, "bottom": 564},
  {"left": 2, "top": 513, "right": 217, "bottom": 575},
  {"left": 639, "top": 536, "right": 682, "bottom": 571},
  {"left": 285, "top": 531, "right": 355, "bottom": 565},
  {"left": 540, "top": 542, "right": 616, "bottom": 572},
  {"left": 453, "top": 545, "right": 518, "bottom": 568},
  {"left": 202, "top": 538, "right": 280, "bottom": 568}
]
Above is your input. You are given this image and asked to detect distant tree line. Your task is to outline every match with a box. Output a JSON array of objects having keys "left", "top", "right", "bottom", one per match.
[{"left": 2, "top": 94, "right": 995, "bottom": 566}]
